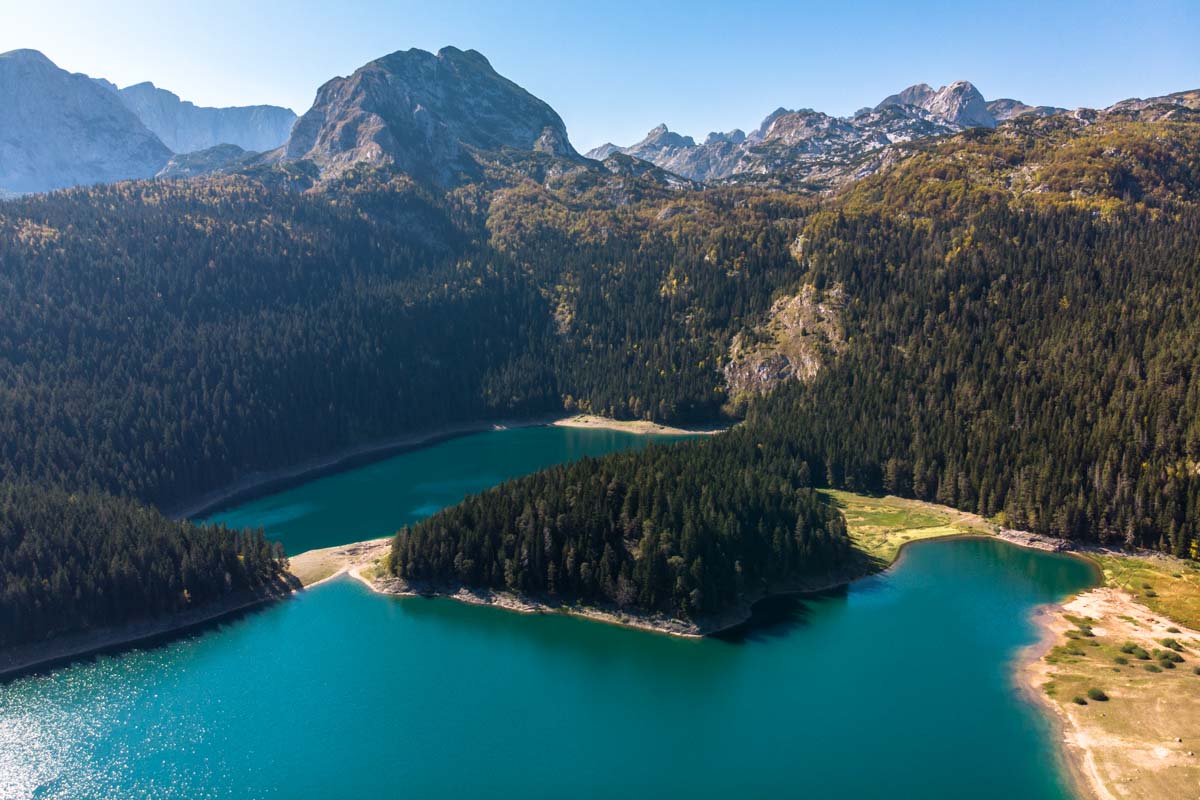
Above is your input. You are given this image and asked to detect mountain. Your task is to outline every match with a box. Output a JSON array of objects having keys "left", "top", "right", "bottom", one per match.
[
  {"left": 2, "top": 43, "right": 1200, "bottom": 653},
  {"left": 878, "top": 80, "right": 996, "bottom": 127},
  {"left": 587, "top": 80, "right": 1053, "bottom": 188},
  {"left": 1105, "top": 88, "right": 1200, "bottom": 121},
  {"left": 115, "top": 81, "right": 296, "bottom": 153},
  {"left": 0, "top": 49, "right": 171, "bottom": 194},
  {"left": 986, "top": 98, "right": 1065, "bottom": 121},
  {"left": 587, "top": 102, "right": 961, "bottom": 186},
  {"left": 875, "top": 83, "right": 935, "bottom": 109},
  {"left": 282, "top": 46, "right": 578, "bottom": 185}
]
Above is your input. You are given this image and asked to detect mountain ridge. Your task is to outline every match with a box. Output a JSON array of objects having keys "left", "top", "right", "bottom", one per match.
[
  {"left": 0, "top": 49, "right": 171, "bottom": 194},
  {"left": 584, "top": 80, "right": 1199, "bottom": 190},
  {"left": 114, "top": 81, "right": 296, "bottom": 153}
]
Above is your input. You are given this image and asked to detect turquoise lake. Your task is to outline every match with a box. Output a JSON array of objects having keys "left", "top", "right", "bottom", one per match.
[{"left": 0, "top": 426, "right": 1098, "bottom": 799}]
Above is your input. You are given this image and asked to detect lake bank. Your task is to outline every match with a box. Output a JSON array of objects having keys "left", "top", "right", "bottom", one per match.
[
  {"left": 1021, "top": 551, "right": 1200, "bottom": 800},
  {"left": 166, "top": 414, "right": 566, "bottom": 520},
  {"left": 172, "top": 413, "right": 721, "bottom": 521},
  {"left": 552, "top": 413, "right": 729, "bottom": 437},
  {"left": 0, "top": 575, "right": 296, "bottom": 683},
  {"left": 289, "top": 491, "right": 1058, "bottom": 639},
  {"left": 291, "top": 488, "right": 1144, "bottom": 800}
]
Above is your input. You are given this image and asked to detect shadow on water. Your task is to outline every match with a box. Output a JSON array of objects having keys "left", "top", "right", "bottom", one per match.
[
  {"left": 715, "top": 584, "right": 850, "bottom": 644},
  {"left": 1, "top": 596, "right": 284, "bottom": 684}
]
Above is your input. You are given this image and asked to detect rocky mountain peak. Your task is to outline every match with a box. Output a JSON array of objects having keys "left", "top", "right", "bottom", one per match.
[
  {"left": 585, "top": 142, "right": 621, "bottom": 160},
  {"left": 1, "top": 48, "right": 56, "bottom": 68},
  {"left": 283, "top": 46, "right": 578, "bottom": 185},
  {"left": 925, "top": 81, "right": 995, "bottom": 128},
  {"left": 637, "top": 124, "right": 696, "bottom": 149},
  {"left": 750, "top": 107, "right": 794, "bottom": 141},
  {"left": 0, "top": 49, "right": 171, "bottom": 194},
  {"left": 876, "top": 83, "right": 935, "bottom": 110},
  {"left": 704, "top": 129, "right": 746, "bottom": 146},
  {"left": 876, "top": 80, "right": 995, "bottom": 128}
]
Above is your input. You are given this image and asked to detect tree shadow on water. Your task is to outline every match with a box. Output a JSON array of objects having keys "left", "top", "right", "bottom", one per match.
[{"left": 714, "top": 585, "right": 850, "bottom": 645}]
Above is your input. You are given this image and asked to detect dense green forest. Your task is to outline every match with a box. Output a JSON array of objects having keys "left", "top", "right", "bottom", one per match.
[
  {"left": 0, "top": 483, "right": 283, "bottom": 647},
  {"left": 752, "top": 201, "right": 1200, "bottom": 555},
  {"left": 389, "top": 431, "right": 849, "bottom": 617},
  {"left": 0, "top": 165, "right": 808, "bottom": 639},
  {"left": 4, "top": 112, "right": 1200, "bottom": 640},
  {"left": 387, "top": 117, "right": 1200, "bottom": 609}
]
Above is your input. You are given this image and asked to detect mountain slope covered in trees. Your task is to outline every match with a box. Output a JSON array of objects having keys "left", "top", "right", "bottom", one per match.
[
  {"left": 386, "top": 113, "right": 1200, "bottom": 615},
  {"left": 2, "top": 46, "right": 1200, "bottom": 642}
]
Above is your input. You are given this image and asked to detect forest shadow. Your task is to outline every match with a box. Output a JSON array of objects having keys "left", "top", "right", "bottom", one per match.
[
  {"left": 715, "top": 585, "right": 849, "bottom": 644},
  {"left": 1, "top": 594, "right": 287, "bottom": 684}
]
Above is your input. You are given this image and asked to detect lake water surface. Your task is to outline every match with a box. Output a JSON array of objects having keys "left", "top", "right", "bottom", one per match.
[
  {"left": 0, "top": 426, "right": 1097, "bottom": 799},
  {"left": 201, "top": 425, "right": 687, "bottom": 554}
]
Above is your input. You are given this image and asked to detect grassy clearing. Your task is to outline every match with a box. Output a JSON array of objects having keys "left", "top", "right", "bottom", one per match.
[
  {"left": 1089, "top": 553, "right": 1200, "bottom": 630},
  {"left": 285, "top": 550, "right": 345, "bottom": 586},
  {"left": 819, "top": 489, "right": 997, "bottom": 564}
]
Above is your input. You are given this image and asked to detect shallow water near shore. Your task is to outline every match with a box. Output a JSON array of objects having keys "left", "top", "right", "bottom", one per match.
[{"left": 1, "top": 427, "right": 1098, "bottom": 799}]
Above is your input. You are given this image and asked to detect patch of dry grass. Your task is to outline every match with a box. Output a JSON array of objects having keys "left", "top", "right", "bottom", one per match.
[{"left": 819, "top": 489, "right": 997, "bottom": 564}]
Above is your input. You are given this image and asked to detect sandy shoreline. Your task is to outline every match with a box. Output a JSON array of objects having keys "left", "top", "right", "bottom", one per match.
[
  {"left": 291, "top": 512, "right": 1076, "bottom": 640},
  {"left": 552, "top": 414, "right": 728, "bottom": 437},
  {"left": 1019, "top": 570, "right": 1200, "bottom": 800}
]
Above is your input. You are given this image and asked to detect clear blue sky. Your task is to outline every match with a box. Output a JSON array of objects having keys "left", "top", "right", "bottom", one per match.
[{"left": 3, "top": 0, "right": 1197, "bottom": 152}]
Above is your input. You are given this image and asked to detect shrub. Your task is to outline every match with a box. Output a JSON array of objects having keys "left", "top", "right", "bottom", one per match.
[
  {"left": 1167, "top": 626, "right": 1181, "bottom": 633},
  {"left": 1114, "top": 656, "right": 1129, "bottom": 665},
  {"left": 1120, "top": 642, "right": 1151, "bottom": 660},
  {"left": 1086, "top": 688, "right": 1109, "bottom": 702},
  {"left": 1145, "top": 664, "right": 1163, "bottom": 673},
  {"left": 1072, "top": 696, "right": 1088, "bottom": 705},
  {"left": 1160, "top": 638, "right": 1184, "bottom": 652}
]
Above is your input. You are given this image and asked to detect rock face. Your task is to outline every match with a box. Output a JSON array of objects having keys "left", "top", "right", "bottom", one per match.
[
  {"left": 116, "top": 82, "right": 296, "bottom": 153},
  {"left": 876, "top": 83, "right": 935, "bottom": 110},
  {"left": 0, "top": 49, "right": 171, "bottom": 194},
  {"left": 877, "top": 80, "right": 996, "bottom": 128},
  {"left": 1105, "top": 89, "right": 1200, "bottom": 121},
  {"left": 593, "top": 79, "right": 1024, "bottom": 188},
  {"left": 723, "top": 283, "right": 846, "bottom": 401},
  {"left": 283, "top": 46, "right": 578, "bottom": 184},
  {"left": 588, "top": 102, "right": 961, "bottom": 186},
  {"left": 986, "top": 98, "right": 1065, "bottom": 121}
]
